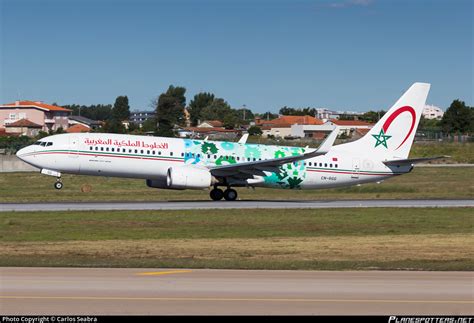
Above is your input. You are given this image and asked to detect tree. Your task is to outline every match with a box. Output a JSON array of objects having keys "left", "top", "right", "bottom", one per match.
[
  {"left": 64, "top": 104, "right": 113, "bottom": 121},
  {"left": 102, "top": 119, "right": 126, "bottom": 134},
  {"left": 141, "top": 118, "right": 157, "bottom": 133},
  {"left": 188, "top": 92, "right": 215, "bottom": 126},
  {"left": 155, "top": 85, "right": 187, "bottom": 137},
  {"left": 112, "top": 96, "right": 130, "bottom": 121},
  {"left": 235, "top": 107, "right": 254, "bottom": 124},
  {"left": 278, "top": 106, "right": 316, "bottom": 116},
  {"left": 199, "top": 98, "right": 232, "bottom": 121},
  {"left": 256, "top": 111, "right": 278, "bottom": 121},
  {"left": 223, "top": 113, "right": 239, "bottom": 129},
  {"left": 360, "top": 110, "right": 386, "bottom": 123},
  {"left": 248, "top": 125, "right": 263, "bottom": 136},
  {"left": 440, "top": 100, "right": 473, "bottom": 134}
]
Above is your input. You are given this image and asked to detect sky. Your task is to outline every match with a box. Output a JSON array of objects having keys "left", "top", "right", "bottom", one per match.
[{"left": 0, "top": 0, "right": 472, "bottom": 113}]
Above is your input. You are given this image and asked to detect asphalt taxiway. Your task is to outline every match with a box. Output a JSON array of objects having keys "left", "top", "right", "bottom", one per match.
[
  {"left": 0, "top": 199, "right": 472, "bottom": 212},
  {"left": 1, "top": 267, "right": 472, "bottom": 315}
]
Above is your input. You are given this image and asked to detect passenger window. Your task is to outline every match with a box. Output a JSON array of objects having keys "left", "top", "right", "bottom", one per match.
[
  {"left": 170, "top": 152, "right": 173, "bottom": 156},
  {"left": 335, "top": 164, "right": 338, "bottom": 168},
  {"left": 134, "top": 149, "right": 137, "bottom": 154},
  {"left": 324, "top": 163, "right": 327, "bottom": 167},
  {"left": 100, "top": 147, "right": 104, "bottom": 151},
  {"left": 140, "top": 150, "right": 144, "bottom": 154},
  {"left": 152, "top": 151, "right": 155, "bottom": 155},
  {"left": 129, "top": 149, "right": 132, "bottom": 153},
  {"left": 208, "top": 154, "right": 211, "bottom": 159},
  {"left": 309, "top": 162, "right": 312, "bottom": 166},
  {"left": 213, "top": 155, "right": 216, "bottom": 159},
  {"left": 95, "top": 147, "right": 98, "bottom": 151},
  {"left": 181, "top": 152, "right": 184, "bottom": 157},
  {"left": 106, "top": 147, "right": 109, "bottom": 152},
  {"left": 158, "top": 151, "right": 161, "bottom": 155},
  {"left": 123, "top": 149, "right": 126, "bottom": 153},
  {"left": 330, "top": 164, "right": 332, "bottom": 168},
  {"left": 319, "top": 163, "right": 322, "bottom": 167},
  {"left": 147, "top": 150, "right": 150, "bottom": 155},
  {"left": 111, "top": 148, "right": 115, "bottom": 152},
  {"left": 90, "top": 147, "right": 93, "bottom": 151}
]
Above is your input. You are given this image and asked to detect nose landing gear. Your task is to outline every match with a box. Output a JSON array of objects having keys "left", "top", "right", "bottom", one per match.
[{"left": 54, "top": 178, "right": 63, "bottom": 190}]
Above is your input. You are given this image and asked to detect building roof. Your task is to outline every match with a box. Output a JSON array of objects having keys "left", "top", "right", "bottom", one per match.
[
  {"left": 329, "top": 119, "right": 373, "bottom": 126},
  {"left": 0, "top": 100, "right": 71, "bottom": 112},
  {"left": 5, "top": 119, "right": 43, "bottom": 128},
  {"left": 199, "top": 120, "right": 224, "bottom": 128},
  {"left": 262, "top": 115, "right": 324, "bottom": 127},
  {"left": 66, "top": 124, "right": 91, "bottom": 133},
  {"left": 182, "top": 127, "right": 237, "bottom": 133},
  {"left": 355, "top": 128, "right": 371, "bottom": 136}
]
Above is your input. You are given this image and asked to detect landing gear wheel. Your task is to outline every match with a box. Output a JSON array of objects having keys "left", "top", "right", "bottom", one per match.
[
  {"left": 223, "top": 188, "right": 238, "bottom": 201},
  {"left": 54, "top": 181, "right": 63, "bottom": 190},
  {"left": 210, "top": 188, "right": 224, "bottom": 201}
]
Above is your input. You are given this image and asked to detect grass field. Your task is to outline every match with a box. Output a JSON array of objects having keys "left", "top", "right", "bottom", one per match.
[
  {"left": 0, "top": 166, "right": 473, "bottom": 202},
  {"left": 0, "top": 208, "right": 472, "bottom": 270}
]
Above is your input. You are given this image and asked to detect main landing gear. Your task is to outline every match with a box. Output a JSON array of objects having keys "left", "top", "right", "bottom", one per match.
[
  {"left": 210, "top": 187, "right": 238, "bottom": 201},
  {"left": 54, "top": 178, "right": 63, "bottom": 190}
]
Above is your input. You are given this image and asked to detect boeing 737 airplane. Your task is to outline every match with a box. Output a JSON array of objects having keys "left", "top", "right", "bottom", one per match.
[{"left": 16, "top": 83, "right": 444, "bottom": 201}]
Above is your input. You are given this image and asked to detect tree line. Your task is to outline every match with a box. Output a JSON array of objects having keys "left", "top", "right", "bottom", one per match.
[{"left": 62, "top": 85, "right": 472, "bottom": 137}]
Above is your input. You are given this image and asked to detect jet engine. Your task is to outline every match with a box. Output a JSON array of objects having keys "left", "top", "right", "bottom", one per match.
[{"left": 166, "top": 166, "right": 212, "bottom": 189}]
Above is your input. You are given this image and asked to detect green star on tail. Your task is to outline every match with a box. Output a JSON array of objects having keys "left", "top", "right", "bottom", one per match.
[{"left": 372, "top": 129, "right": 392, "bottom": 148}]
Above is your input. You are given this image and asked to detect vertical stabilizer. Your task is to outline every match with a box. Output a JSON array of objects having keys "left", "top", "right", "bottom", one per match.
[{"left": 341, "top": 82, "right": 431, "bottom": 160}]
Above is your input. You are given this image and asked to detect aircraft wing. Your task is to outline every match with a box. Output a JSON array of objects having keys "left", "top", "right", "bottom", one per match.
[
  {"left": 383, "top": 156, "right": 449, "bottom": 166},
  {"left": 209, "top": 127, "right": 338, "bottom": 179}
]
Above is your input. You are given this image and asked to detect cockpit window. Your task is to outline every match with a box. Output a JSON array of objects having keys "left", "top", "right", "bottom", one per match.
[
  {"left": 46, "top": 142, "right": 53, "bottom": 146},
  {"left": 33, "top": 141, "right": 42, "bottom": 145},
  {"left": 40, "top": 142, "right": 47, "bottom": 147}
]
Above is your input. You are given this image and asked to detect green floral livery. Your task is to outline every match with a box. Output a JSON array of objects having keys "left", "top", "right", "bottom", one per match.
[{"left": 183, "top": 139, "right": 307, "bottom": 189}]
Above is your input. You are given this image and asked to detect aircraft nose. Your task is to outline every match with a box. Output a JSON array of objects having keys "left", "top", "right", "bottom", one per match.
[{"left": 16, "top": 146, "right": 32, "bottom": 161}]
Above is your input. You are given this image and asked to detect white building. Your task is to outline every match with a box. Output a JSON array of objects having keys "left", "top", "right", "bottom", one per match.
[
  {"left": 291, "top": 119, "right": 373, "bottom": 139},
  {"left": 422, "top": 105, "right": 444, "bottom": 120}
]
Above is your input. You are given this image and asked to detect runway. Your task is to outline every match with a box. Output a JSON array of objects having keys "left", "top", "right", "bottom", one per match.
[
  {"left": 1, "top": 267, "right": 472, "bottom": 315},
  {"left": 0, "top": 199, "right": 473, "bottom": 212}
]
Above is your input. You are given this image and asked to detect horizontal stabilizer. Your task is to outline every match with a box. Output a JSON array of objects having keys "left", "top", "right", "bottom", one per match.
[
  {"left": 238, "top": 133, "right": 249, "bottom": 144},
  {"left": 316, "top": 127, "right": 339, "bottom": 154},
  {"left": 383, "top": 156, "right": 450, "bottom": 166}
]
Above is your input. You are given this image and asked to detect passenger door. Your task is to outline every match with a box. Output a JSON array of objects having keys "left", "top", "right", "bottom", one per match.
[{"left": 351, "top": 158, "right": 360, "bottom": 179}]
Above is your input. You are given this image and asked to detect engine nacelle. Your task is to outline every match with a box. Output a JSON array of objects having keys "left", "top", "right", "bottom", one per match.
[
  {"left": 166, "top": 166, "right": 212, "bottom": 190},
  {"left": 146, "top": 178, "right": 184, "bottom": 190}
]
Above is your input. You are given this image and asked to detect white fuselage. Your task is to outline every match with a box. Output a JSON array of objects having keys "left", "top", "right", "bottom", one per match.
[{"left": 16, "top": 132, "right": 410, "bottom": 190}]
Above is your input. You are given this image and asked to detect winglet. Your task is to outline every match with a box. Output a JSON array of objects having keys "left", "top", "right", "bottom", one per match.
[
  {"left": 238, "top": 133, "right": 249, "bottom": 144},
  {"left": 316, "top": 127, "right": 339, "bottom": 154}
]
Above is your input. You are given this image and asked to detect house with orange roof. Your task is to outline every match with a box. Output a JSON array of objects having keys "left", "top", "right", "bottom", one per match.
[
  {"left": 291, "top": 118, "right": 373, "bottom": 139},
  {"left": 258, "top": 115, "right": 324, "bottom": 138},
  {"left": 4, "top": 119, "right": 43, "bottom": 137},
  {"left": 0, "top": 100, "right": 71, "bottom": 135}
]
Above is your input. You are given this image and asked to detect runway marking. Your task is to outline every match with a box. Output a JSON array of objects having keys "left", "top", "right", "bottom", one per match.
[
  {"left": 135, "top": 270, "right": 193, "bottom": 276},
  {"left": 1, "top": 295, "right": 472, "bottom": 304}
]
